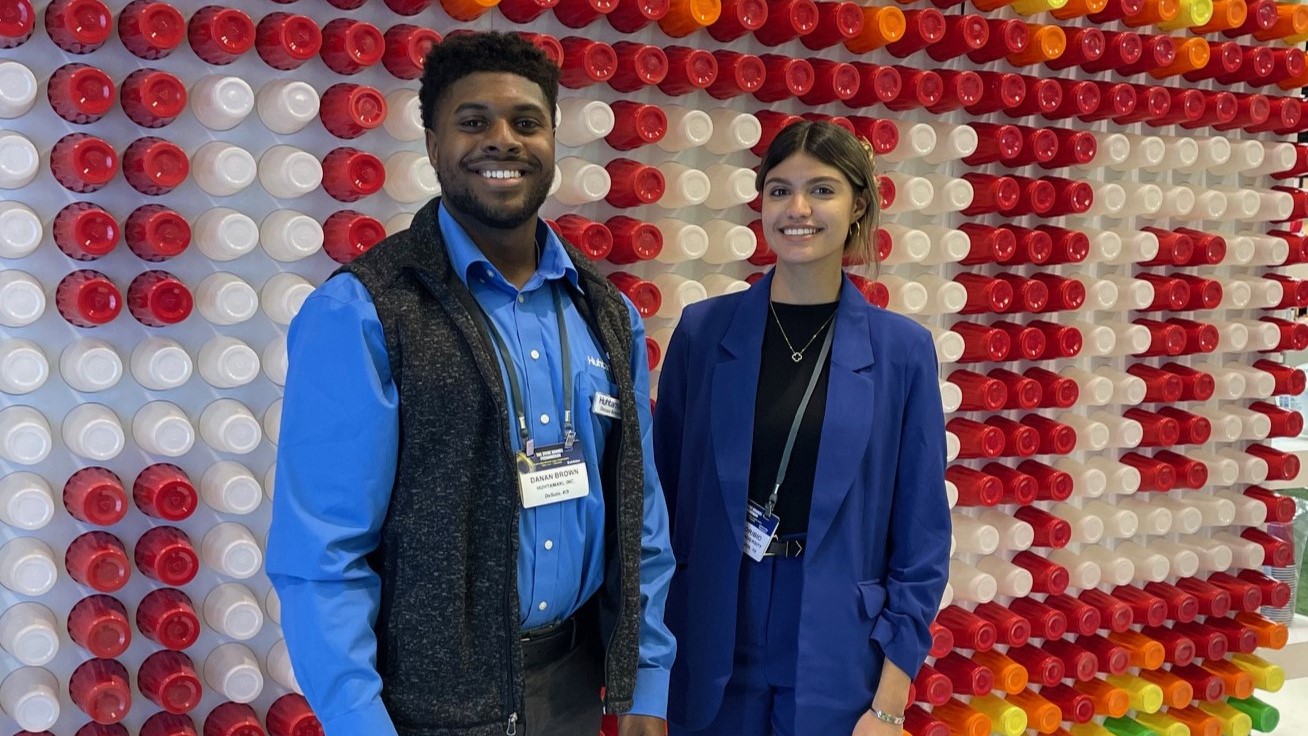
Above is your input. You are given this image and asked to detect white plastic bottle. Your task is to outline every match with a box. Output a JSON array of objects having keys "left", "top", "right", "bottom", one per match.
[
  {"left": 0, "top": 202, "right": 42, "bottom": 259},
  {"left": 261, "top": 273, "right": 315, "bottom": 325},
  {"left": 192, "top": 141, "right": 257, "bottom": 197},
  {"left": 0, "top": 339, "right": 46, "bottom": 395},
  {"left": 0, "top": 666, "right": 59, "bottom": 732},
  {"left": 132, "top": 401, "right": 196, "bottom": 458},
  {"left": 191, "top": 75, "right": 255, "bottom": 131},
  {"left": 205, "top": 642, "right": 264, "bottom": 703},
  {"left": 257, "top": 80, "right": 320, "bottom": 135},
  {"left": 194, "top": 207, "right": 260, "bottom": 261},
  {"left": 200, "top": 399, "right": 264, "bottom": 454},
  {"left": 201, "top": 461, "right": 264, "bottom": 515},
  {"left": 0, "top": 603, "right": 58, "bottom": 666},
  {"left": 382, "top": 89, "right": 422, "bottom": 141},
  {"left": 131, "top": 338, "right": 193, "bottom": 391},
  {"left": 204, "top": 583, "right": 265, "bottom": 641},
  {"left": 0, "top": 537, "right": 57, "bottom": 596},
  {"left": 62, "top": 403, "right": 125, "bottom": 461},
  {"left": 0, "top": 472, "right": 54, "bottom": 530},
  {"left": 202, "top": 522, "right": 264, "bottom": 579},
  {"left": 199, "top": 336, "right": 261, "bottom": 389},
  {"left": 555, "top": 98, "right": 614, "bottom": 147},
  {"left": 553, "top": 157, "right": 610, "bottom": 205},
  {"left": 258, "top": 145, "right": 323, "bottom": 199}
]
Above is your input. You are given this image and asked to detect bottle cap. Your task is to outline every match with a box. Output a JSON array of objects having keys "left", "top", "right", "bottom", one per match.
[
  {"left": 137, "top": 588, "right": 200, "bottom": 650},
  {"left": 67, "top": 594, "right": 131, "bottom": 658},
  {"left": 205, "top": 701, "right": 265, "bottom": 736},
  {"left": 126, "top": 205, "right": 190, "bottom": 262},
  {"left": 48, "top": 63, "right": 115, "bottom": 124},
  {"left": 63, "top": 467, "right": 126, "bottom": 526},
  {"left": 139, "top": 650, "right": 202, "bottom": 715},
  {"left": 204, "top": 583, "right": 264, "bottom": 640},
  {"left": 119, "top": 1, "right": 186, "bottom": 59},
  {"left": 65, "top": 531, "right": 129, "bottom": 592},
  {"left": 267, "top": 694, "right": 322, "bottom": 736},
  {"left": 382, "top": 24, "right": 440, "bottom": 79},
  {"left": 259, "top": 145, "right": 324, "bottom": 198},
  {"left": 321, "top": 18, "right": 383, "bottom": 75},
  {"left": 45, "top": 0, "right": 112, "bottom": 54},
  {"left": 132, "top": 464, "right": 197, "bottom": 521},
  {"left": 0, "top": 0, "right": 34, "bottom": 49},
  {"left": 123, "top": 137, "right": 189, "bottom": 195},
  {"left": 320, "top": 83, "right": 387, "bottom": 139},
  {"left": 324, "top": 210, "right": 386, "bottom": 265},
  {"left": 188, "top": 5, "right": 255, "bottom": 65},
  {"left": 128, "top": 270, "right": 192, "bottom": 327},
  {"left": 122, "top": 68, "right": 187, "bottom": 128},
  {"left": 69, "top": 657, "right": 132, "bottom": 724},
  {"left": 51, "top": 133, "right": 118, "bottom": 193}
]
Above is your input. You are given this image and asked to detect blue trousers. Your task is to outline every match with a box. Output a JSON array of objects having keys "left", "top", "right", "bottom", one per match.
[{"left": 670, "top": 551, "right": 804, "bottom": 736}]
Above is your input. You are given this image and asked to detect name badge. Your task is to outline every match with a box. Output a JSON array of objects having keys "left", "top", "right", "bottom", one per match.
[
  {"left": 517, "top": 443, "right": 591, "bottom": 509},
  {"left": 744, "top": 501, "right": 780, "bottom": 562},
  {"left": 592, "top": 391, "right": 621, "bottom": 420}
]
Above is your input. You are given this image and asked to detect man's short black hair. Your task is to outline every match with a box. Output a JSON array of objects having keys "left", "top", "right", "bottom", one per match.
[{"left": 418, "top": 31, "right": 561, "bottom": 131}]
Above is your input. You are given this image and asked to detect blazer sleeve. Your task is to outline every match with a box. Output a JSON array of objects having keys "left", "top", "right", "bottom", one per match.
[
  {"left": 871, "top": 329, "right": 951, "bottom": 678},
  {"left": 652, "top": 321, "right": 692, "bottom": 535}
]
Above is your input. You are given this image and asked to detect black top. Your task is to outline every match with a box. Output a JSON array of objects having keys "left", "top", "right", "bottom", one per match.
[{"left": 747, "top": 301, "right": 838, "bottom": 537}]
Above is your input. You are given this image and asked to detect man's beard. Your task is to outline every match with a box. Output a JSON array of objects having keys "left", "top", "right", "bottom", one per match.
[{"left": 438, "top": 162, "right": 552, "bottom": 229}]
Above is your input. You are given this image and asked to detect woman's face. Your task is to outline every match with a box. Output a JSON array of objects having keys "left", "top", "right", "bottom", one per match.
[{"left": 760, "top": 151, "right": 866, "bottom": 269}]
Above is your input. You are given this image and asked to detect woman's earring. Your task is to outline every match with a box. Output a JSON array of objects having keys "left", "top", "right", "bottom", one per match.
[{"left": 849, "top": 221, "right": 862, "bottom": 241}]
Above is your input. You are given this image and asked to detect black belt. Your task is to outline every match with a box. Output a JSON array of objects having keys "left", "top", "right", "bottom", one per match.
[
  {"left": 521, "top": 614, "right": 582, "bottom": 668},
  {"left": 764, "top": 538, "right": 805, "bottom": 558}
]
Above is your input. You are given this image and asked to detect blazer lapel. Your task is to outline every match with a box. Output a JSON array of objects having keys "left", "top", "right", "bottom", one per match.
[
  {"left": 711, "top": 272, "right": 772, "bottom": 551},
  {"left": 806, "top": 277, "right": 877, "bottom": 553}
]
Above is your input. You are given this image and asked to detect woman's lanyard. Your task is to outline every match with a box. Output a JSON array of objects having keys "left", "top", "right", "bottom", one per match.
[
  {"left": 475, "top": 285, "right": 574, "bottom": 456},
  {"left": 764, "top": 322, "right": 836, "bottom": 517}
]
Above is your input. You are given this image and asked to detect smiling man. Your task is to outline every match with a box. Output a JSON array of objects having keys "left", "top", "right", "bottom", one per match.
[{"left": 267, "top": 32, "right": 675, "bottom": 736}]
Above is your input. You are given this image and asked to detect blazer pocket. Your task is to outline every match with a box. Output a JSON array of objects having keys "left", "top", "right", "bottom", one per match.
[{"left": 858, "top": 579, "right": 888, "bottom": 621}]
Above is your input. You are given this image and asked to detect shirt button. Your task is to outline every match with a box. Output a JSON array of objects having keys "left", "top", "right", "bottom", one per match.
[
  {"left": 544, "top": 540, "right": 554, "bottom": 551},
  {"left": 530, "top": 349, "right": 540, "bottom": 360},
  {"left": 540, "top": 414, "right": 550, "bottom": 425},
  {"left": 538, "top": 601, "right": 548, "bottom": 611},
  {"left": 517, "top": 295, "right": 526, "bottom": 304}
]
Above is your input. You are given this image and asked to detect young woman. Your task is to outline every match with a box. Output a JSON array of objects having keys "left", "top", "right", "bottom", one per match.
[{"left": 654, "top": 121, "right": 951, "bottom": 736}]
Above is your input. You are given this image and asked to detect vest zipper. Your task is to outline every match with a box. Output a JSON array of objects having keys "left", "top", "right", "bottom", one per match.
[{"left": 506, "top": 712, "right": 518, "bottom": 735}]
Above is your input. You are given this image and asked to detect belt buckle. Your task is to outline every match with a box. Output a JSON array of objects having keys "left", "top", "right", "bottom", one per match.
[{"left": 764, "top": 539, "right": 803, "bottom": 557}]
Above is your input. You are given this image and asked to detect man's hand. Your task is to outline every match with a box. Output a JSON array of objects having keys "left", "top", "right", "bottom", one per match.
[
  {"left": 853, "top": 710, "right": 903, "bottom": 736},
  {"left": 617, "top": 714, "right": 666, "bottom": 736}
]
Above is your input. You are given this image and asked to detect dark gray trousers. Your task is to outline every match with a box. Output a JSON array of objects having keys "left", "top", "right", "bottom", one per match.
[{"left": 520, "top": 613, "right": 604, "bottom": 736}]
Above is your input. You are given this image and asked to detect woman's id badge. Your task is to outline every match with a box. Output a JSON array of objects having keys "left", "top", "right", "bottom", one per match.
[
  {"left": 744, "top": 501, "right": 780, "bottom": 561},
  {"left": 517, "top": 444, "right": 590, "bottom": 508}
]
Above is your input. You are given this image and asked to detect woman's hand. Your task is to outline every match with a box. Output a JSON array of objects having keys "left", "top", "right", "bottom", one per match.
[{"left": 853, "top": 710, "right": 903, "bottom": 736}]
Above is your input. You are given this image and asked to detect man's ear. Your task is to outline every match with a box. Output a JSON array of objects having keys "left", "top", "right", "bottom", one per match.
[{"left": 425, "top": 129, "right": 438, "bottom": 166}]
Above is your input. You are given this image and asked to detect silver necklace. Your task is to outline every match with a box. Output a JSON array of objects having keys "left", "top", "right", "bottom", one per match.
[{"left": 769, "top": 302, "right": 837, "bottom": 363}]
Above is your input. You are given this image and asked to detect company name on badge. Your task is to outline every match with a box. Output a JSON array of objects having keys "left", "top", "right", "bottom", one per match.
[{"left": 593, "top": 391, "right": 621, "bottom": 419}]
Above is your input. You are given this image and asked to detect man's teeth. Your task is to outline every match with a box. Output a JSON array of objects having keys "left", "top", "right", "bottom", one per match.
[
  {"left": 481, "top": 170, "right": 523, "bottom": 180},
  {"left": 782, "top": 227, "right": 819, "bottom": 235}
]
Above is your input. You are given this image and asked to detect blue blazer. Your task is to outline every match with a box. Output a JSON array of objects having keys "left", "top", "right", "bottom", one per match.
[{"left": 653, "top": 271, "right": 951, "bottom": 733}]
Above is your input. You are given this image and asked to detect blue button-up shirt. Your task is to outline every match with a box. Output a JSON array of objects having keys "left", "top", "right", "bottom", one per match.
[{"left": 267, "top": 203, "right": 676, "bottom": 736}]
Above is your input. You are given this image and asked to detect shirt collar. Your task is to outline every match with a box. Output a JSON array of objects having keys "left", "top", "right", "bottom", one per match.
[{"left": 437, "top": 201, "right": 579, "bottom": 293}]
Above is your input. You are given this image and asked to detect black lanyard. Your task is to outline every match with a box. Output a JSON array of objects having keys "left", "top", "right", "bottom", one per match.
[
  {"left": 475, "top": 284, "right": 574, "bottom": 456},
  {"left": 765, "top": 319, "right": 835, "bottom": 517}
]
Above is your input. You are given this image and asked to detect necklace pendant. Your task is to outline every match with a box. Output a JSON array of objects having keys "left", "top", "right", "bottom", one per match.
[{"left": 791, "top": 352, "right": 804, "bottom": 363}]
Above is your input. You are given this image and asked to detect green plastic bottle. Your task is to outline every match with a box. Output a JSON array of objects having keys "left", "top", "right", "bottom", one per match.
[
  {"left": 1103, "top": 716, "right": 1158, "bottom": 736},
  {"left": 1227, "top": 695, "right": 1281, "bottom": 733}
]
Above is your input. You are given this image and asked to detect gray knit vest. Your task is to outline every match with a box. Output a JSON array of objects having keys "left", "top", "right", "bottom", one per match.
[{"left": 336, "top": 199, "right": 644, "bottom": 736}]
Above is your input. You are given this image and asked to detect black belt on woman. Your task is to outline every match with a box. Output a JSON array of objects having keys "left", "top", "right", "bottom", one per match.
[{"left": 764, "top": 538, "right": 805, "bottom": 558}]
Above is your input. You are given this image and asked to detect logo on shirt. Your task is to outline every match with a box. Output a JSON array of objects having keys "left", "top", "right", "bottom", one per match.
[{"left": 587, "top": 355, "right": 609, "bottom": 371}]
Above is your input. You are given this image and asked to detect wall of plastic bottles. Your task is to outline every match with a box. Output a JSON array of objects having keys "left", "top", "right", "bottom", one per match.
[{"left": 0, "top": 0, "right": 1306, "bottom": 734}]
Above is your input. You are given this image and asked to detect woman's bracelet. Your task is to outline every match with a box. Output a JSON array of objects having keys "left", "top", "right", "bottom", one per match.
[{"left": 869, "top": 708, "right": 905, "bottom": 726}]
